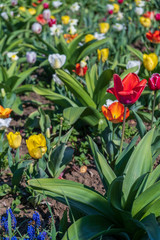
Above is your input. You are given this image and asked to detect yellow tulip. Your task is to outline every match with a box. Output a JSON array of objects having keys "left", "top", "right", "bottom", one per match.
[
  {"left": 97, "top": 48, "right": 109, "bottom": 63},
  {"left": 61, "top": 16, "right": 70, "bottom": 25},
  {"left": 26, "top": 134, "right": 47, "bottom": 159},
  {"left": 19, "top": 6, "right": 26, "bottom": 12},
  {"left": 85, "top": 34, "right": 95, "bottom": 43},
  {"left": 28, "top": 8, "right": 36, "bottom": 15},
  {"left": 7, "top": 132, "right": 22, "bottom": 149},
  {"left": 139, "top": 17, "right": 151, "bottom": 28},
  {"left": 113, "top": 4, "right": 120, "bottom": 13},
  {"left": 143, "top": 53, "right": 158, "bottom": 71},
  {"left": 99, "top": 23, "right": 110, "bottom": 34},
  {"left": 134, "top": 0, "right": 141, "bottom": 6}
]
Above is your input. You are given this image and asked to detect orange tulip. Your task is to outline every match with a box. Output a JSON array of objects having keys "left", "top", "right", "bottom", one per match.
[
  {"left": 102, "top": 101, "right": 129, "bottom": 123},
  {"left": 146, "top": 30, "right": 160, "bottom": 44},
  {"left": 0, "top": 106, "right": 12, "bottom": 119}
]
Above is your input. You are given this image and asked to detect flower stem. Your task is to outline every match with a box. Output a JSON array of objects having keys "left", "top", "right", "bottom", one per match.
[
  {"left": 151, "top": 91, "right": 156, "bottom": 128},
  {"left": 58, "top": 117, "right": 64, "bottom": 146},
  {"left": 119, "top": 106, "right": 127, "bottom": 154}
]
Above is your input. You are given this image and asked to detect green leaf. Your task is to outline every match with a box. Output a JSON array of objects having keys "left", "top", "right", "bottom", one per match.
[
  {"left": 68, "top": 33, "right": 86, "bottom": 55},
  {"left": 33, "top": 86, "right": 77, "bottom": 107},
  {"left": 85, "top": 64, "right": 97, "bottom": 98},
  {"left": 141, "top": 214, "right": 160, "bottom": 240},
  {"left": 127, "top": 45, "right": 143, "bottom": 61},
  {"left": 88, "top": 136, "right": 116, "bottom": 190},
  {"left": 28, "top": 178, "right": 113, "bottom": 219},
  {"left": 7, "top": 61, "right": 17, "bottom": 78},
  {"left": 93, "top": 69, "right": 113, "bottom": 106},
  {"left": 132, "top": 180, "right": 160, "bottom": 219},
  {"left": 108, "top": 177, "right": 123, "bottom": 211},
  {"left": 123, "top": 128, "right": 154, "bottom": 201},
  {"left": 132, "top": 110, "right": 146, "bottom": 138},
  {"left": 77, "top": 38, "right": 110, "bottom": 62},
  {"left": 56, "top": 69, "right": 96, "bottom": 108},
  {"left": 11, "top": 96, "right": 23, "bottom": 115},
  {"left": 14, "top": 84, "right": 33, "bottom": 94},
  {"left": 62, "top": 215, "right": 111, "bottom": 240}
]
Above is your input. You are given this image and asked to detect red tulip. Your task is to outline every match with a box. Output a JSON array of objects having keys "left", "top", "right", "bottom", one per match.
[
  {"left": 43, "top": 3, "right": 49, "bottom": 9},
  {"left": 118, "top": 0, "right": 124, "bottom": 3},
  {"left": 107, "top": 73, "right": 147, "bottom": 105},
  {"left": 73, "top": 63, "right": 88, "bottom": 77},
  {"left": 148, "top": 73, "right": 160, "bottom": 91},
  {"left": 155, "top": 13, "right": 160, "bottom": 21}
]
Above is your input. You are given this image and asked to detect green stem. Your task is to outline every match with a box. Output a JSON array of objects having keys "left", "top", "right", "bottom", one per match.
[
  {"left": 58, "top": 117, "right": 64, "bottom": 146},
  {"left": 119, "top": 106, "right": 127, "bottom": 154},
  {"left": 151, "top": 91, "right": 156, "bottom": 128}
]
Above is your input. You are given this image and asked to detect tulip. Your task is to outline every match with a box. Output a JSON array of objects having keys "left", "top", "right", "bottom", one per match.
[
  {"left": 73, "top": 63, "right": 88, "bottom": 77},
  {"left": 7, "top": 132, "right": 22, "bottom": 149},
  {"left": 26, "top": 52, "right": 37, "bottom": 64},
  {"left": 139, "top": 17, "right": 151, "bottom": 28},
  {"left": 108, "top": 10, "right": 114, "bottom": 14},
  {"left": 85, "top": 34, "right": 95, "bottom": 43},
  {"left": 118, "top": 0, "right": 123, "bottom": 3},
  {"left": 107, "top": 73, "right": 147, "bottom": 105},
  {"left": 70, "top": 2, "right": 80, "bottom": 12},
  {"left": 102, "top": 100, "right": 129, "bottom": 123},
  {"left": 43, "top": 9, "right": 51, "bottom": 20},
  {"left": 1, "top": 12, "right": 8, "bottom": 20},
  {"left": 143, "top": 53, "right": 158, "bottom": 71},
  {"left": 146, "top": 30, "right": 160, "bottom": 44},
  {"left": 113, "top": 3, "right": 120, "bottom": 13},
  {"left": 126, "top": 60, "right": 141, "bottom": 74},
  {"left": 48, "top": 18, "right": 56, "bottom": 27},
  {"left": 155, "top": 13, "right": 160, "bottom": 21},
  {"left": 28, "top": 8, "right": 36, "bottom": 15},
  {"left": 148, "top": 73, "right": 160, "bottom": 91},
  {"left": 19, "top": 6, "right": 26, "bottom": 12},
  {"left": 0, "top": 118, "right": 12, "bottom": 130},
  {"left": 50, "top": 24, "right": 63, "bottom": 36},
  {"left": 52, "top": 1, "right": 62, "bottom": 8},
  {"left": 106, "top": 4, "right": 114, "bottom": 11},
  {"left": 36, "top": 14, "right": 47, "bottom": 25},
  {"left": 143, "top": 11, "right": 155, "bottom": 20},
  {"left": 7, "top": 52, "right": 19, "bottom": 61},
  {"left": 0, "top": 106, "right": 12, "bottom": 118},
  {"left": 11, "top": 0, "right": 18, "bottom": 6},
  {"left": 26, "top": 134, "right": 47, "bottom": 159},
  {"left": 48, "top": 54, "right": 66, "bottom": 69},
  {"left": 99, "top": 23, "right": 110, "bottom": 34},
  {"left": 43, "top": 3, "right": 49, "bottom": 9},
  {"left": 61, "top": 15, "right": 70, "bottom": 25},
  {"left": 97, "top": 48, "right": 109, "bottom": 63},
  {"left": 32, "top": 22, "right": 42, "bottom": 34},
  {"left": 135, "top": 7, "right": 144, "bottom": 16}
]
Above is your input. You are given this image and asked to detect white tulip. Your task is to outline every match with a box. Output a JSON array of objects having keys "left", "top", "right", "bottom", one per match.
[
  {"left": 69, "top": 19, "right": 78, "bottom": 26},
  {"left": 32, "top": 22, "right": 42, "bottom": 34},
  {"left": 135, "top": 7, "right": 144, "bottom": 15},
  {"left": 48, "top": 54, "right": 66, "bottom": 69},
  {"left": 94, "top": 32, "right": 105, "bottom": 40},
  {"left": 1, "top": 12, "right": 8, "bottom": 20},
  {"left": 67, "top": 25, "right": 77, "bottom": 34},
  {"left": 126, "top": 60, "right": 141, "bottom": 74},
  {"left": 43, "top": 9, "right": 51, "bottom": 20},
  {"left": 0, "top": 118, "right": 12, "bottom": 130},
  {"left": 106, "top": 4, "right": 114, "bottom": 11},
  {"left": 26, "top": 52, "right": 37, "bottom": 64},
  {"left": 52, "top": 1, "right": 62, "bottom": 8},
  {"left": 50, "top": 24, "right": 63, "bottom": 36},
  {"left": 113, "top": 23, "right": 125, "bottom": 31},
  {"left": 7, "top": 52, "right": 19, "bottom": 61},
  {"left": 70, "top": 2, "right": 80, "bottom": 12}
]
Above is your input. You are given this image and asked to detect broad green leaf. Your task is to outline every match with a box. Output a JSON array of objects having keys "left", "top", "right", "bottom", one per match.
[
  {"left": 141, "top": 214, "right": 160, "bottom": 240},
  {"left": 108, "top": 177, "right": 123, "bottom": 211},
  {"left": 14, "top": 84, "right": 33, "bottom": 94},
  {"left": 85, "top": 64, "right": 97, "bottom": 98},
  {"left": 132, "top": 180, "right": 160, "bottom": 219},
  {"left": 33, "top": 86, "right": 77, "bottom": 107},
  {"left": 143, "top": 164, "right": 160, "bottom": 191},
  {"left": 123, "top": 128, "right": 154, "bottom": 201},
  {"left": 5, "top": 39, "right": 23, "bottom": 52},
  {"left": 7, "top": 61, "right": 17, "bottom": 78},
  {"left": 56, "top": 69, "right": 96, "bottom": 108},
  {"left": 88, "top": 136, "right": 116, "bottom": 190},
  {"left": 93, "top": 69, "right": 113, "bottom": 106},
  {"left": 127, "top": 45, "right": 143, "bottom": 61},
  {"left": 28, "top": 178, "right": 113, "bottom": 219},
  {"left": 132, "top": 111, "right": 146, "bottom": 138},
  {"left": 77, "top": 38, "right": 110, "bottom": 62},
  {"left": 62, "top": 215, "right": 111, "bottom": 240}
]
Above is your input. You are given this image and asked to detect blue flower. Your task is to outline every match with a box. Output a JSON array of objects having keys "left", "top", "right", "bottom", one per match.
[
  {"left": 32, "top": 211, "right": 41, "bottom": 228},
  {"left": 27, "top": 224, "right": 35, "bottom": 240},
  {"left": 1, "top": 216, "right": 8, "bottom": 232},
  {"left": 37, "top": 231, "right": 47, "bottom": 240}
]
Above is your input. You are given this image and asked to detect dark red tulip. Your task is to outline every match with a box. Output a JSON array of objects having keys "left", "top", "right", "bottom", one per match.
[
  {"left": 107, "top": 73, "right": 147, "bottom": 105},
  {"left": 43, "top": 3, "right": 49, "bottom": 8},
  {"left": 118, "top": 0, "right": 124, "bottom": 3},
  {"left": 148, "top": 73, "right": 160, "bottom": 91}
]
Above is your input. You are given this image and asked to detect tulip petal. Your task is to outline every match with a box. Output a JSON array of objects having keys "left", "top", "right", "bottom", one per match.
[
  {"left": 122, "top": 73, "right": 140, "bottom": 91},
  {"left": 101, "top": 105, "right": 112, "bottom": 121}
]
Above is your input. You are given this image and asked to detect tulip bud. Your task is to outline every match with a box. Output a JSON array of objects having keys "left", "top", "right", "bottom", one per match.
[
  {"left": 48, "top": 18, "right": 56, "bottom": 27},
  {"left": 143, "top": 53, "right": 158, "bottom": 71},
  {"left": 43, "top": 2, "right": 49, "bottom": 9},
  {"left": 46, "top": 127, "right": 50, "bottom": 139},
  {"left": 26, "top": 51, "right": 37, "bottom": 64},
  {"left": 148, "top": 73, "right": 160, "bottom": 91},
  {"left": 11, "top": 0, "right": 18, "bottom": 6},
  {"left": 48, "top": 54, "right": 66, "bottom": 69},
  {"left": 32, "top": 22, "right": 42, "bottom": 34},
  {"left": 1, "top": 88, "right": 6, "bottom": 98},
  {"left": 43, "top": 9, "right": 51, "bottom": 20},
  {"left": 7, "top": 132, "right": 22, "bottom": 149},
  {"left": 155, "top": 13, "right": 160, "bottom": 21}
]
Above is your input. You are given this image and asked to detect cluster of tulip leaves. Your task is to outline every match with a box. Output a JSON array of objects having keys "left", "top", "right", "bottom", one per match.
[{"left": 29, "top": 127, "right": 160, "bottom": 240}]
